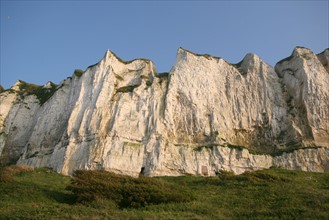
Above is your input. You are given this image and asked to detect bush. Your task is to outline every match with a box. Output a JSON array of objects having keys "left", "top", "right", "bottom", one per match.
[
  {"left": 216, "top": 169, "right": 235, "bottom": 180},
  {"left": 74, "top": 69, "right": 84, "bottom": 77},
  {"left": 67, "top": 170, "right": 194, "bottom": 208},
  {"left": 0, "top": 165, "right": 34, "bottom": 182},
  {"left": 16, "top": 80, "right": 57, "bottom": 105}
]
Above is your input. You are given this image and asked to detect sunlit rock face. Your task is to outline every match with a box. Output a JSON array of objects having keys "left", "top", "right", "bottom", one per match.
[
  {"left": 0, "top": 47, "right": 328, "bottom": 176},
  {"left": 275, "top": 47, "right": 329, "bottom": 148}
]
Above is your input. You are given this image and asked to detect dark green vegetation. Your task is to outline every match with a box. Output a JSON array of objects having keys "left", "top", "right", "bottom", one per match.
[
  {"left": 1, "top": 165, "right": 329, "bottom": 219},
  {"left": 69, "top": 170, "right": 193, "bottom": 209},
  {"left": 73, "top": 69, "right": 84, "bottom": 77},
  {"left": 179, "top": 47, "right": 222, "bottom": 60},
  {"left": 191, "top": 143, "right": 322, "bottom": 157},
  {"left": 116, "top": 85, "right": 139, "bottom": 93},
  {"left": 2, "top": 80, "right": 58, "bottom": 105},
  {"left": 110, "top": 50, "right": 151, "bottom": 65},
  {"left": 17, "top": 80, "right": 58, "bottom": 105},
  {"left": 87, "top": 50, "right": 151, "bottom": 70},
  {"left": 156, "top": 72, "right": 169, "bottom": 78}
]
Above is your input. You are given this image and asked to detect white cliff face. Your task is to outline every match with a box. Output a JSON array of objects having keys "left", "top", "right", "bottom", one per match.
[
  {"left": 0, "top": 82, "right": 41, "bottom": 164},
  {"left": 164, "top": 49, "right": 294, "bottom": 154},
  {"left": 275, "top": 47, "right": 329, "bottom": 148},
  {"left": 18, "top": 77, "right": 80, "bottom": 168},
  {"left": 273, "top": 147, "right": 329, "bottom": 172},
  {"left": 0, "top": 47, "right": 328, "bottom": 176}
]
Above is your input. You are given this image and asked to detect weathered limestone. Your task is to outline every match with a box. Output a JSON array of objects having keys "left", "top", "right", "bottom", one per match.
[
  {"left": 273, "top": 147, "right": 329, "bottom": 172},
  {"left": 275, "top": 47, "right": 329, "bottom": 148},
  {"left": 165, "top": 49, "right": 293, "bottom": 154},
  {"left": 0, "top": 82, "right": 41, "bottom": 164},
  {"left": 0, "top": 47, "right": 328, "bottom": 176}
]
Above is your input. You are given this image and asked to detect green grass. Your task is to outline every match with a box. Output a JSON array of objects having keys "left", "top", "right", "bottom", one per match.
[
  {"left": 69, "top": 170, "right": 194, "bottom": 209},
  {"left": 5, "top": 80, "right": 58, "bottom": 105},
  {"left": 1, "top": 165, "right": 329, "bottom": 219},
  {"left": 18, "top": 80, "right": 58, "bottom": 105}
]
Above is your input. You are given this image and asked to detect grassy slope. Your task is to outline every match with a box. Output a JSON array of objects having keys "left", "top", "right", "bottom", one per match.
[{"left": 0, "top": 167, "right": 329, "bottom": 220}]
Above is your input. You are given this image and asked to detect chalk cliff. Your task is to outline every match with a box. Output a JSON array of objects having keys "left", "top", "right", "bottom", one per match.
[{"left": 0, "top": 47, "right": 328, "bottom": 176}]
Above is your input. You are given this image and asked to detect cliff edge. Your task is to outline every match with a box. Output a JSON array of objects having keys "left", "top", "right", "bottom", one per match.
[{"left": 0, "top": 47, "right": 328, "bottom": 176}]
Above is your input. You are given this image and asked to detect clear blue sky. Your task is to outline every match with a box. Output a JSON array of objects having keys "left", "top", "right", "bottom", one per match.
[{"left": 1, "top": 1, "right": 328, "bottom": 89}]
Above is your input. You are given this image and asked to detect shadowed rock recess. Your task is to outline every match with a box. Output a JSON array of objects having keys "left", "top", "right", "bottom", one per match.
[{"left": 1, "top": 47, "right": 328, "bottom": 176}]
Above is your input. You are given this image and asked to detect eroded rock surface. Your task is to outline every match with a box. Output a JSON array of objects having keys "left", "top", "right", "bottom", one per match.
[{"left": 0, "top": 47, "right": 328, "bottom": 176}]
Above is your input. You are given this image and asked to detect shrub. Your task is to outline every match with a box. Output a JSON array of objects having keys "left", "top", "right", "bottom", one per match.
[
  {"left": 67, "top": 170, "right": 194, "bottom": 208},
  {"left": 16, "top": 80, "right": 57, "bottom": 105},
  {"left": 73, "top": 69, "right": 84, "bottom": 77},
  {"left": 0, "top": 165, "right": 34, "bottom": 182},
  {"left": 216, "top": 169, "right": 235, "bottom": 180}
]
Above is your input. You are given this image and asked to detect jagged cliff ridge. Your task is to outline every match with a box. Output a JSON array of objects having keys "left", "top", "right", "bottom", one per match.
[{"left": 0, "top": 47, "right": 328, "bottom": 176}]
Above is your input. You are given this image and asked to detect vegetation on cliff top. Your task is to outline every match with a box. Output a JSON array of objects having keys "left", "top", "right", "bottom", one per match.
[
  {"left": 73, "top": 69, "right": 84, "bottom": 77},
  {"left": 2, "top": 80, "right": 58, "bottom": 105},
  {"left": 1, "top": 165, "right": 328, "bottom": 219}
]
